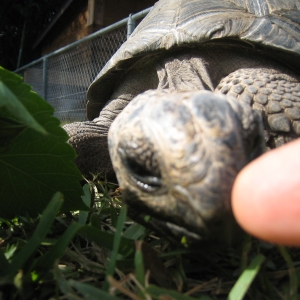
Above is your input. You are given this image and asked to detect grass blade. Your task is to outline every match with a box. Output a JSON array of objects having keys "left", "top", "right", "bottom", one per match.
[
  {"left": 4, "top": 192, "right": 63, "bottom": 277},
  {"left": 278, "top": 246, "right": 298, "bottom": 300},
  {"left": 0, "top": 247, "right": 9, "bottom": 271},
  {"left": 78, "top": 184, "right": 92, "bottom": 225},
  {"left": 53, "top": 260, "right": 73, "bottom": 297},
  {"left": 69, "top": 279, "right": 123, "bottom": 300},
  {"left": 146, "top": 284, "right": 212, "bottom": 300},
  {"left": 103, "top": 205, "right": 127, "bottom": 291},
  {"left": 78, "top": 224, "right": 134, "bottom": 256},
  {"left": 34, "top": 222, "right": 82, "bottom": 271},
  {"left": 123, "top": 223, "right": 146, "bottom": 240},
  {"left": 227, "top": 254, "right": 265, "bottom": 300},
  {"left": 135, "top": 240, "right": 145, "bottom": 297},
  {"left": 110, "top": 203, "right": 118, "bottom": 228}
]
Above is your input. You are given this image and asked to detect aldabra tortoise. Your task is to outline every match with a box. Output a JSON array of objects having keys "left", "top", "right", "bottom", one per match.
[{"left": 64, "top": 0, "right": 300, "bottom": 245}]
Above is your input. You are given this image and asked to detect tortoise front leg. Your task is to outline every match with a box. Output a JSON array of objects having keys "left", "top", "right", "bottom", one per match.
[
  {"left": 63, "top": 65, "right": 158, "bottom": 177},
  {"left": 216, "top": 67, "right": 300, "bottom": 148},
  {"left": 63, "top": 97, "right": 130, "bottom": 178}
]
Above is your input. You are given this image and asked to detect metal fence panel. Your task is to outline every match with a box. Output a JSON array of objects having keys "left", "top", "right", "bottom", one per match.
[
  {"left": 23, "top": 61, "right": 44, "bottom": 97},
  {"left": 15, "top": 8, "right": 151, "bottom": 124},
  {"left": 46, "top": 27, "right": 126, "bottom": 123}
]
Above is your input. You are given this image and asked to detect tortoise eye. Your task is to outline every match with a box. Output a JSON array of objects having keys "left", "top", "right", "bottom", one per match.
[{"left": 117, "top": 147, "right": 162, "bottom": 193}]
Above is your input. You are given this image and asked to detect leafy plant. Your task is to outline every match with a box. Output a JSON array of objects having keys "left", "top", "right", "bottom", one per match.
[{"left": 0, "top": 67, "right": 88, "bottom": 218}]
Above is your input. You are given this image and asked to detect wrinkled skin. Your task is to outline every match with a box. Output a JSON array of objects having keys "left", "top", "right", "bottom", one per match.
[{"left": 65, "top": 44, "right": 300, "bottom": 245}]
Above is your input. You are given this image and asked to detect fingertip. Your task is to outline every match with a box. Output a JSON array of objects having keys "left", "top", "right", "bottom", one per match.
[
  {"left": 231, "top": 160, "right": 265, "bottom": 240},
  {"left": 232, "top": 139, "right": 300, "bottom": 246}
]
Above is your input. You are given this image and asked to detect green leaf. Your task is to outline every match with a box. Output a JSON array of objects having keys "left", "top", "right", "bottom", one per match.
[
  {"left": 0, "top": 68, "right": 87, "bottom": 218},
  {"left": 227, "top": 254, "right": 266, "bottom": 300},
  {"left": 0, "top": 117, "right": 27, "bottom": 147},
  {"left": 0, "top": 68, "right": 46, "bottom": 135},
  {"left": 3, "top": 192, "right": 63, "bottom": 277},
  {"left": 68, "top": 279, "right": 122, "bottom": 300}
]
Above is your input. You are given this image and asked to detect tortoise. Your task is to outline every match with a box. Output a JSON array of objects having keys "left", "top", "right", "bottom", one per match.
[{"left": 64, "top": 0, "right": 300, "bottom": 245}]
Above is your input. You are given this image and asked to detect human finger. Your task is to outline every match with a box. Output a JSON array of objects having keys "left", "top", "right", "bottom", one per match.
[{"left": 232, "top": 139, "right": 300, "bottom": 246}]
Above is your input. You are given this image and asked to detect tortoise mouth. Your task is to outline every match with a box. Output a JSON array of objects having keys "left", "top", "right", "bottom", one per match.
[
  {"left": 126, "top": 205, "right": 206, "bottom": 245},
  {"left": 127, "top": 205, "right": 242, "bottom": 247},
  {"left": 117, "top": 147, "right": 164, "bottom": 193}
]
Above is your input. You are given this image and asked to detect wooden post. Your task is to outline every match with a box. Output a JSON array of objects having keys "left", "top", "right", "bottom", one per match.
[{"left": 87, "top": 0, "right": 104, "bottom": 27}]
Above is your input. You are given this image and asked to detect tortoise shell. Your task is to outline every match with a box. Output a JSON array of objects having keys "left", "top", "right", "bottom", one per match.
[{"left": 86, "top": 0, "right": 300, "bottom": 120}]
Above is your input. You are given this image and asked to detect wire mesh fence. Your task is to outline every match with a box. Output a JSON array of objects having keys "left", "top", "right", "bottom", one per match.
[
  {"left": 16, "top": 8, "right": 151, "bottom": 124},
  {"left": 45, "top": 27, "right": 127, "bottom": 123}
]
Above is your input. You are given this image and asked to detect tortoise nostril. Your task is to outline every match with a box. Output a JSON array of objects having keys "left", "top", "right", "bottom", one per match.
[
  {"left": 118, "top": 147, "right": 163, "bottom": 192},
  {"left": 126, "top": 157, "right": 155, "bottom": 178}
]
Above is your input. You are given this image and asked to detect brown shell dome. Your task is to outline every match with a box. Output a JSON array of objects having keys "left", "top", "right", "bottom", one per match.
[{"left": 87, "top": 0, "right": 300, "bottom": 120}]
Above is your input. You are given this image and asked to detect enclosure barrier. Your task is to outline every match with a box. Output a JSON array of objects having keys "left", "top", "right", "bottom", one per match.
[{"left": 15, "top": 7, "right": 152, "bottom": 124}]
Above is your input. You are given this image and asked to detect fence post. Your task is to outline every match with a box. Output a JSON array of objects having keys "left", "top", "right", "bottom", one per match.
[
  {"left": 127, "top": 14, "right": 136, "bottom": 39},
  {"left": 42, "top": 56, "right": 48, "bottom": 100}
]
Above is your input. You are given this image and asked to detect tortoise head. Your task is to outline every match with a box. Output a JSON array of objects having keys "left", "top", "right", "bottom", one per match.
[{"left": 108, "top": 90, "right": 265, "bottom": 245}]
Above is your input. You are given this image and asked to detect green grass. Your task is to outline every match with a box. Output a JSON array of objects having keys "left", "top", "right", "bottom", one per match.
[{"left": 0, "top": 176, "right": 299, "bottom": 300}]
